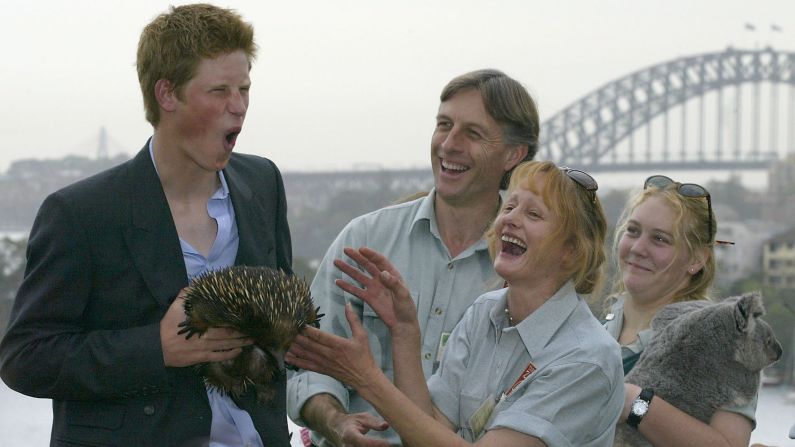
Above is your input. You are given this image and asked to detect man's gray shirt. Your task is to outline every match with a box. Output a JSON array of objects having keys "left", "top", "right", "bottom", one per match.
[{"left": 287, "top": 190, "right": 496, "bottom": 446}]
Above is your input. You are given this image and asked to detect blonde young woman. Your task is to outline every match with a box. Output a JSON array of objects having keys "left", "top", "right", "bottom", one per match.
[
  {"left": 287, "top": 161, "right": 624, "bottom": 447},
  {"left": 606, "top": 175, "right": 756, "bottom": 447}
]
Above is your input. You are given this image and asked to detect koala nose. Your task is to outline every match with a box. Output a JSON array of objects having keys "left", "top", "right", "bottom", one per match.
[{"left": 772, "top": 341, "right": 783, "bottom": 361}]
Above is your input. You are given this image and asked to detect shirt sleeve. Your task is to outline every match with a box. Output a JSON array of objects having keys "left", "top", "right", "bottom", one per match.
[
  {"left": 721, "top": 390, "right": 758, "bottom": 427},
  {"left": 0, "top": 192, "right": 169, "bottom": 400},
  {"left": 286, "top": 217, "right": 367, "bottom": 424},
  {"left": 490, "top": 361, "right": 623, "bottom": 447}
]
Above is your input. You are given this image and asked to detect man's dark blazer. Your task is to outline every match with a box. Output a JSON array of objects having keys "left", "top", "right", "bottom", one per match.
[{"left": 0, "top": 144, "right": 293, "bottom": 446}]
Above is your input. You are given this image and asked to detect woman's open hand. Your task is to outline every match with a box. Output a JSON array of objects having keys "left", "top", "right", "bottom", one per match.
[
  {"left": 286, "top": 303, "right": 380, "bottom": 390},
  {"left": 334, "top": 246, "right": 419, "bottom": 335}
]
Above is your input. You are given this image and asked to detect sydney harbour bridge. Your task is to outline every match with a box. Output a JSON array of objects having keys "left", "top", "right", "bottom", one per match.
[
  {"left": 539, "top": 46, "right": 795, "bottom": 172},
  {"left": 284, "top": 47, "right": 795, "bottom": 195}
]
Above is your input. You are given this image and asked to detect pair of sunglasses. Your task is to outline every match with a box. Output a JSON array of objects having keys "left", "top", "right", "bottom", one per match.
[
  {"left": 560, "top": 167, "right": 598, "bottom": 196},
  {"left": 643, "top": 175, "right": 734, "bottom": 245}
]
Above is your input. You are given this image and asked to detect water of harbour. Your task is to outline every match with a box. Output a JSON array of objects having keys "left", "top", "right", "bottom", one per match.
[
  {"left": 1, "top": 381, "right": 793, "bottom": 446},
  {"left": 0, "top": 381, "right": 305, "bottom": 447}
]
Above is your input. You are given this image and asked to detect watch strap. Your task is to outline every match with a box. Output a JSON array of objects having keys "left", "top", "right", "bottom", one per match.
[{"left": 626, "top": 387, "right": 654, "bottom": 428}]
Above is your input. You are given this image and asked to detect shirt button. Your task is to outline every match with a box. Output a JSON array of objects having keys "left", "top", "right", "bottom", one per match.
[
  {"left": 447, "top": 263, "right": 454, "bottom": 270},
  {"left": 143, "top": 405, "right": 155, "bottom": 416},
  {"left": 434, "top": 307, "right": 443, "bottom": 315},
  {"left": 424, "top": 352, "right": 432, "bottom": 360}
]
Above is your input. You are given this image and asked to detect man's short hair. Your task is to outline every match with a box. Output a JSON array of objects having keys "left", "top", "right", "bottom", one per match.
[
  {"left": 441, "top": 69, "right": 540, "bottom": 189},
  {"left": 136, "top": 3, "right": 257, "bottom": 126}
]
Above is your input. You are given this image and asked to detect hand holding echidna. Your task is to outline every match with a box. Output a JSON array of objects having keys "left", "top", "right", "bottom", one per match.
[
  {"left": 160, "top": 295, "right": 253, "bottom": 368},
  {"left": 179, "top": 266, "right": 321, "bottom": 402}
]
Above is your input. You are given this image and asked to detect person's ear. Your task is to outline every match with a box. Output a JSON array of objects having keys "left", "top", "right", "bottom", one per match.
[
  {"left": 155, "top": 79, "right": 179, "bottom": 113},
  {"left": 687, "top": 246, "right": 710, "bottom": 275},
  {"left": 503, "top": 144, "right": 528, "bottom": 171},
  {"left": 558, "top": 239, "right": 576, "bottom": 269}
]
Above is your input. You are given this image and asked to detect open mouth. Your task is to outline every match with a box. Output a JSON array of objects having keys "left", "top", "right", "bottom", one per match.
[
  {"left": 500, "top": 234, "right": 527, "bottom": 256},
  {"left": 225, "top": 131, "right": 240, "bottom": 146},
  {"left": 441, "top": 159, "right": 469, "bottom": 174}
]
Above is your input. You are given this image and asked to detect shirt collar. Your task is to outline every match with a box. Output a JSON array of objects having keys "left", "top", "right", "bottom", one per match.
[
  {"left": 488, "top": 281, "right": 580, "bottom": 358},
  {"left": 214, "top": 169, "right": 230, "bottom": 199},
  {"left": 411, "top": 188, "right": 437, "bottom": 230},
  {"left": 411, "top": 188, "right": 492, "bottom": 254},
  {"left": 148, "top": 136, "right": 228, "bottom": 198},
  {"left": 604, "top": 294, "right": 654, "bottom": 353}
]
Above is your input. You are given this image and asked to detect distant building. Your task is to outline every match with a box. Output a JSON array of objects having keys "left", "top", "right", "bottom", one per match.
[
  {"left": 715, "top": 220, "right": 786, "bottom": 286},
  {"left": 769, "top": 153, "right": 795, "bottom": 197},
  {"left": 762, "top": 227, "right": 795, "bottom": 289},
  {"left": 763, "top": 153, "right": 795, "bottom": 224}
]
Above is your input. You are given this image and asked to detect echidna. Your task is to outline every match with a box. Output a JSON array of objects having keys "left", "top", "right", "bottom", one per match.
[{"left": 179, "top": 266, "right": 321, "bottom": 402}]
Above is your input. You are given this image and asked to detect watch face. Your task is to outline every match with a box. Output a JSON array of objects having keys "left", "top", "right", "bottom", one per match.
[{"left": 632, "top": 400, "right": 649, "bottom": 415}]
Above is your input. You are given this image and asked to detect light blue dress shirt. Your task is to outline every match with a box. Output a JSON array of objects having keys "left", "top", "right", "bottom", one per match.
[{"left": 149, "top": 141, "right": 262, "bottom": 447}]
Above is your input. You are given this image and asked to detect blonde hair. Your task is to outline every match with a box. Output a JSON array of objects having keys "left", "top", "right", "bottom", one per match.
[
  {"left": 611, "top": 185, "right": 716, "bottom": 303},
  {"left": 486, "top": 161, "right": 607, "bottom": 294},
  {"left": 137, "top": 4, "right": 257, "bottom": 126}
]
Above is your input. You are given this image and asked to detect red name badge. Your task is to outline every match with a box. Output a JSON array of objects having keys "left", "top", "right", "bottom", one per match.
[{"left": 504, "top": 362, "right": 537, "bottom": 398}]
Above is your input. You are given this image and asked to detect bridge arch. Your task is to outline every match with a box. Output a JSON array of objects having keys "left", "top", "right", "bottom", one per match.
[{"left": 538, "top": 47, "right": 795, "bottom": 172}]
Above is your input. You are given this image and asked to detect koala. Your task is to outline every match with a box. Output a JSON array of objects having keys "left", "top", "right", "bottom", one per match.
[{"left": 614, "top": 292, "right": 783, "bottom": 447}]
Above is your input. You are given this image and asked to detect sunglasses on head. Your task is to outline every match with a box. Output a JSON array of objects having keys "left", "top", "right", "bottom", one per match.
[
  {"left": 643, "top": 175, "right": 734, "bottom": 245},
  {"left": 559, "top": 167, "right": 598, "bottom": 197}
]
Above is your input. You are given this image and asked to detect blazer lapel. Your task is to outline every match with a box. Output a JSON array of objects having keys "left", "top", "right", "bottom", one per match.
[
  {"left": 225, "top": 162, "right": 273, "bottom": 267},
  {"left": 123, "top": 146, "right": 188, "bottom": 307}
]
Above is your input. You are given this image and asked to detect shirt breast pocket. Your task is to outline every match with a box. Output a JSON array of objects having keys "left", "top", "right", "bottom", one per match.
[
  {"left": 458, "top": 392, "right": 493, "bottom": 442},
  {"left": 361, "top": 304, "right": 391, "bottom": 372},
  {"left": 359, "top": 287, "right": 418, "bottom": 373}
]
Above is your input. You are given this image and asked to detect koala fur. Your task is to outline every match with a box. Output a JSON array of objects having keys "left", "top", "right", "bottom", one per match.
[{"left": 614, "top": 292, "right": 783, "bottom": 447}]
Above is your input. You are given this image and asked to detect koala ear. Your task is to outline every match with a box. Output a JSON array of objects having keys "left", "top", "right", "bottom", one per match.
[{"left": 734, "top": 292, "right": 764, "bottom": 333}]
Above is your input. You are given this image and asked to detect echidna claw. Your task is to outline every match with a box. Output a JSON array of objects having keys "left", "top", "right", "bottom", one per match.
[
  {"left": 311, "top": 307, "right": 325, "bottom": 328},
  {"left": 177, "top": 319, "right": 203, "bottom": 339}
]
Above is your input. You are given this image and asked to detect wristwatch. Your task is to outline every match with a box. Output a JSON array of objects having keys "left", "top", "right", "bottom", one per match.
[{"left": 626, "top": 388, "right": 654, "bottom": 429}]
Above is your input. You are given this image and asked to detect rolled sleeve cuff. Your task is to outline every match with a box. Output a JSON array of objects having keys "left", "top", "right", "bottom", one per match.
[
  {"left": 287, "top": 371, "right": 350, "bottom": 426},
  {"left": 492, "top": 411, "right": 573, "bottom": 447},
  {"left": 722, "top": 397, "right": 757, "bottom": 428}
]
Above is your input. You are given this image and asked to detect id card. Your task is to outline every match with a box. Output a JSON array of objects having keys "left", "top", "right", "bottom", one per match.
[
  {"left": 436, "top": 332, "right": 451, "bottom": 360},
  {"left": 468, "top": 394, "right": 496, "bottom": 439}
]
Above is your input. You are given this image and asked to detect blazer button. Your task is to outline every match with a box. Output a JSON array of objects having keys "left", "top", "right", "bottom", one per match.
[{"left": 144, "top": 405, "right": 155, "bottom": 416}]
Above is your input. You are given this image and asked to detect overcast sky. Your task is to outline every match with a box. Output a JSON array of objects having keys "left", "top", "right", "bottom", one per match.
[{"left": 1, "top": 0, "right": 791, "bottom": 175}]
